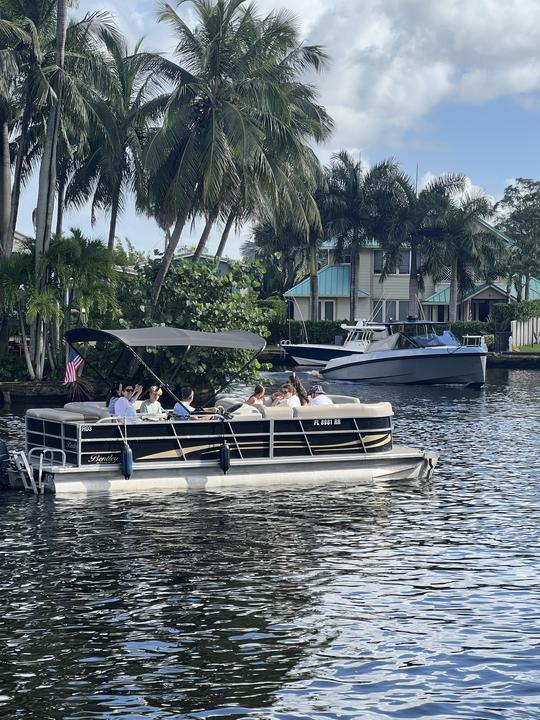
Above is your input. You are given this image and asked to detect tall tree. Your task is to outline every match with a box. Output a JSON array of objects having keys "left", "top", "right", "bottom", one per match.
[
  {"left": 495, "top": 178, "right": 540, "bottom": 300},
  {"left": 425, "top": 193, "right": 505, "bottom": 322},
  {"left": 324, "top": 152, "right": 399, "bottom": 322},
  {"left": 146, "top": 0, "right": 332, "bottom": 306},
  {"left": 379, "top": 171, "right": 465, "bottom": 317},
  {"left": 66, "top": 35, "right": 166, "bottom": 250}
]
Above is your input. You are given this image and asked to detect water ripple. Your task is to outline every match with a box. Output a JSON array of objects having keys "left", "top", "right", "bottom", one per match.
[{"left": 0, "top": 369, "right": 539, "bottom": 719}]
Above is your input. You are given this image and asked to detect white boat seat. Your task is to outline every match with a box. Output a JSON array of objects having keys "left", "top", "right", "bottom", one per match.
[
  {"left": 293, "top": 402, "right": 393, "bottom": 419},
  {"left": 217, "top": 398, "right": 263, "bottom": 416},
  {"left": 260, "top": 406, "right": 294, "bottom": 419},
  {"left": 27, "top": 408, "right": 86, "bottom": 422},
  {"left": 64, "top": 402, "right": 111, "bottom": 420},
  {"left": 326, "top": 395, "right": 361, "bottom": 404}
]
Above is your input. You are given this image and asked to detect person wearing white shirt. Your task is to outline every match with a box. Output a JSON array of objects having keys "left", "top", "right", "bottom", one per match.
[
  {"left": 308, "top": 385, "right": 333, "bottom": 405},
  {"left": 272, "top": 383, "right": 301, "bottom": 407}
]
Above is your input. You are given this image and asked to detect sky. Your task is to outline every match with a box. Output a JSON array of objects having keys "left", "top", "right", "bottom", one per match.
[{"left": 17, "top": 0, "right": 540, "bottom": 257}]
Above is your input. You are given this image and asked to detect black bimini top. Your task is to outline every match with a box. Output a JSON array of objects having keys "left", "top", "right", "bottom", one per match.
[{"left": 65, "top": 327, "right": 266, "bottom": 352}]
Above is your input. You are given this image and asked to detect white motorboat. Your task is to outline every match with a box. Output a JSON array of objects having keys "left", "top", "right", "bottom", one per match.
[
  {"left": 0, "top": 326, "right": 438, "bottom": 494},
  {"left": 280, "top": 320, "right": 388, "bottom": 366},
  {"left": 321, "top": 321, "right": 487, "bottom": 387}
]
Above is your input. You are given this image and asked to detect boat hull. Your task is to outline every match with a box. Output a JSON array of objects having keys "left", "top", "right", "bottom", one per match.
[
  {"left": 281, "top": 343, "right": 358, "bottom": 367},
  {"left": 322, "top": 347, "right": 487, "bottom": 386},
  {"left": 8, "top": 447, "right": 437, "bottom": 494}
]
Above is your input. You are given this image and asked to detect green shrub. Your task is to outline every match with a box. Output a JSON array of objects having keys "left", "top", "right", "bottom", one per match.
[
  {"left": 0, "top": 355, "right": 28, "bottom": 381},
  {"left": 267, "top": 320, "right": 346, "bottom": 345},
  {"left": 258, "top": 296, "right": 288, "bottom": 322},
  {"left": 490, "top": 300, "right": 540, "bottom": 330},
  {"left": 449, "top": 321, "right": 489, "bottom": 340}
]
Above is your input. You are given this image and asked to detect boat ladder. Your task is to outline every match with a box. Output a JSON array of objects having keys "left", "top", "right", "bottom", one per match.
[{"left": 13, "top": 448, "right": 67, "bottom": 495}]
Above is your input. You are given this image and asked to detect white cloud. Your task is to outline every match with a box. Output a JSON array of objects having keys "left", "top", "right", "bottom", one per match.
[{"left": 18, "top": 0, "right": 540, "bottom": 256}]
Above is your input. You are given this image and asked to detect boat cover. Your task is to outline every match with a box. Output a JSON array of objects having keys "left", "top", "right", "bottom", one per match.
[{"left": 65, "top": 327, "right": 266, "bottom": 352}]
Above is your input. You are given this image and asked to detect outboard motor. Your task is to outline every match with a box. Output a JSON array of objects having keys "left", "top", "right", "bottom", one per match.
[{"left": 0, "top": 438, "right": 11, "bottom": 489}]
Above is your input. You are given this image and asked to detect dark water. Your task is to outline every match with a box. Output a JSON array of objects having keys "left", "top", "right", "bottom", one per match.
[{"left": 1, "top": 369, "right": 539, "bottom": 720}]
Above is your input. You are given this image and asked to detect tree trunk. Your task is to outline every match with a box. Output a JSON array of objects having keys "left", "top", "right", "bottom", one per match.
[
  {"left": 214, "top": 209, "right": 235, "bottom": 259},
  {"left": 0, "top": 121, "right": 12, "bottom": 258},
  {"left": 449, "top": 259, "right": 458, "bottom": 323},
  {"left": 349, "top": 246, "right": 358, "bottom": 322},
  {"left": 192, "top": 209, "right": 218, "bottom": 262},
  {"left": 150, "top": 208, "right": 190, "bottom": 307},
  {"left": 55, "top": 172, "right": 66, "bottom": 239},
  {"left": 33, "top": 0, "right": 68, "bottom": 376},
  {"left": 525, "top": 273, "right": 531, "bottom": 301},
  {"left": 35, "top": 0, "right": 67, "bottom": 262},
  {"left": 308, "top": 236, "right": 318, "bottom": 321},
  {"left": 9, "top": 98, "right": 32, "bottom": 242},
  {"left": 18, "top": 300, "right": 35, "bottom": 380},
  {"left": 107, "top": 186, "right": 120, "bottom": 251},
  {"left": 408, "top": 243, "right": 419, "bottom": 318}
]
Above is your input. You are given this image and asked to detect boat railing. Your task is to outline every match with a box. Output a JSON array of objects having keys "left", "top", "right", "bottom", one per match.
[{"left": 461, "top": 335, "right": 485, "bottom": 347}]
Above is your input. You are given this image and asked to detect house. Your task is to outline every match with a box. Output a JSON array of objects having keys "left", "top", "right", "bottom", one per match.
[
  {"left": 177, "top": 252, "right": 231, "bottom": 276},
  {"left": 285, "top": 223, "right": 540, "bottom": 322}
]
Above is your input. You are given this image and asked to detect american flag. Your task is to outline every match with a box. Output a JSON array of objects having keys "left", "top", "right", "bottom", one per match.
[{"left": 63, "top": 347, "right": 84, "bottom": 383}]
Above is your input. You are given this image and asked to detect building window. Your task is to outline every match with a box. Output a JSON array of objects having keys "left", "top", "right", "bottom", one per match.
[
  {"left": 373, "top": 250, "right": 410, "bottom": 275},
  {"left": 372, "top": 299, "right": 409, "bottom": 322},
  {"left": 373, "top": 250, "right": 383, "bottom": 274},
  {"left": 318, "top": 300, "right": 335, "bottom": 321},
  {"left": 398, "top": 251, "right": 410, "bottom": 274}
]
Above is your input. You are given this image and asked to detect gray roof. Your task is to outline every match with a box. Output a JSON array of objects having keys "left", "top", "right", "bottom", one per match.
[{"left": 65, "top": 326, "right": 265, "bottom": 352}]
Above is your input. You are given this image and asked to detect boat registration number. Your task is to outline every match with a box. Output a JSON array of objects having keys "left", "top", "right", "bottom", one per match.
[{"left": 313, "top": 419, "right": 341, "bottom": 426}]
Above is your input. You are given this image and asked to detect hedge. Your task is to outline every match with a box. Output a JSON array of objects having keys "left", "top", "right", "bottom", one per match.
[
  {"left": 490, "top": 300, "right": 540, "bottom": 330},
  {"left": 267, "top": 320, "right": 346, "bottom": 345}
]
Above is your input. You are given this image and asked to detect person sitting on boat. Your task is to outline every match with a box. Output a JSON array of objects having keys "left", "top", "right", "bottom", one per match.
[
  {"left": 108, "top": 381, "right": 142, "bottom": 413},
  {"left": 272, "top": 383, "right": 301, "bottom": 407},
  {"left": 140, "top": 386, "right": 164, "bottom": 415},
  {"left": 113, "top": 383, "right": 139, "bottom": 420},
  {"left": 245, "top": 384, "right": 265, "bottom": 406},
  {"left": 173, "top": 387, "right": 223, "bottom": 420},
  {"left": 308, "top": 385, "right": 333, "bottom": 406},
  {"left": 289, "top": 373, "right": 309, "bottom": 405}
]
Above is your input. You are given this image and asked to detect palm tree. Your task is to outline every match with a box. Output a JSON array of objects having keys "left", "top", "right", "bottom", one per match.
[
  {"left": 146, "top": 0, "right": 332, "bottom": 306},
  {"left": 243, "top": 219, "right": 309, "bottom": 298},
  {"left": 66, "top": 35, "right": 167, "bottom": 250},
  {"left": 324, "top": 152, "right": 399, "bottom": 322},
  {"left": 0, "top": 2, "right": 118, "bottom": 251},
  {"left": 379, "top": 170, "right": 465, "bottom": 317},
  {"left": 425, "top": 193, "right": 506, "bottom": 322}
]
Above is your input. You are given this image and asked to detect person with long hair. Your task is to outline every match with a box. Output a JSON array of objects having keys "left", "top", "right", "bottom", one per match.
[
  {"left": 289, "top": 373, "right": 309, "bottom": 406},
  {"left": 245, "top": 384, "right": 266, "bottom": 406}
]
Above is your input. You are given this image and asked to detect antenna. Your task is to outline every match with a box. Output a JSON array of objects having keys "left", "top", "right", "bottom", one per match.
[{"left": 415, "top": 164, "right": 419, "bottom": 197}]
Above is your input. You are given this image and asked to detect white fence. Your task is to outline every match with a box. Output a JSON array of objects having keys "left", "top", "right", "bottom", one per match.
[{"left": 511, "top": 317, "right": 540, "bottom": 349}]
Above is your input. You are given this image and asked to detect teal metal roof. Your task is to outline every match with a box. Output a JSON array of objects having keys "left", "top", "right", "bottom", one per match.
[
  {"left": 284, "top": 265, "right": 368, "bottom": 298},
  {"left": 529, "top": 278, "right": 540, "bottom": 299},
  {"left": 423, "top": 283, "right": 511, "bottom": 304},
  {"left": 425, "top": 277, "right": 540, "bottom": 304}
]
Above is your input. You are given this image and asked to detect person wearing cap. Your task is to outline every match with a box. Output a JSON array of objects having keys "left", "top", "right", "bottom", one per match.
[{"left": 308, "top": 385, "right": 333, "bottom": 405}]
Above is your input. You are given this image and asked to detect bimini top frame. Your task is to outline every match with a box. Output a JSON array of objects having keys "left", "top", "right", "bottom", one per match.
[
  {"left": 65, "top": 327, "right": 266, "bottom": 353},
  {"left": 65, "top": 326, "right": 267, "bottom": 409}
]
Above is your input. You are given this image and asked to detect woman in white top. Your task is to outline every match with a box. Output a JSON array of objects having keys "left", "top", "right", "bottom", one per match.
[
  {"left": 272, "top": 383, "right": 301, "bottom": 407},
  {"left": 245, "top": 384, "right": 265, "bottom": 406}
]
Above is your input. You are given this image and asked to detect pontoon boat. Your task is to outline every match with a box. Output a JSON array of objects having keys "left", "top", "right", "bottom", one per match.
[{"left": 2, "top": 327, "right": 438, "bottom": 494}]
